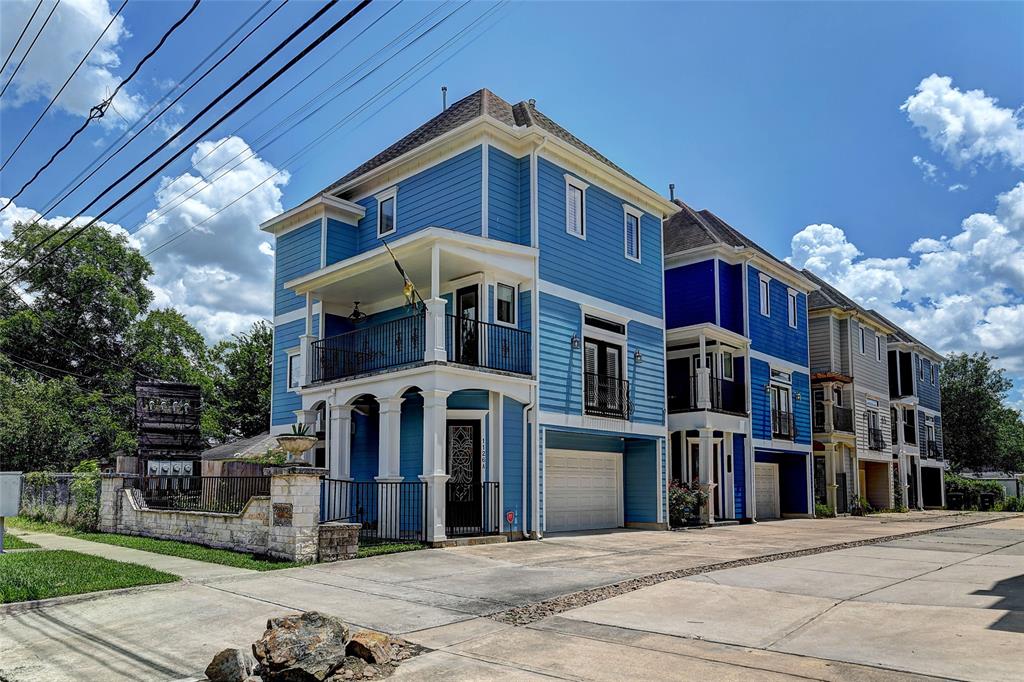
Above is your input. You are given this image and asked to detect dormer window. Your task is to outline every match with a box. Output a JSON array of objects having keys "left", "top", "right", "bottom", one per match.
[
  {"left": 376, "top": 187, "right": 397, "bottom": 238},
  {"left": 565, "top": 175, "right": 588, "bottom": 239}
]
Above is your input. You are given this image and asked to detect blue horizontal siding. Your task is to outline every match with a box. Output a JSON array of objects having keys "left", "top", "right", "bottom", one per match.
[
  {"left": 545, "top": 430, "right": 623, "bottom": 453},
  {"left": 536, "top": 157, "right": 663, "bottom": 319},
  {"left": 628, "top": 321, "right": 665, "bottom": 425},
  {"left": 488, "top": 146, "right": 527, "bottom": 245},
  {"left": 733, "top": 433, "right": 746, "bottom": 518},
  {"left": 275, "top": 220, "right": 321, "bottom": 316},
  {"left": 352, "top": 146, "right": 482, "bottom": 252},
  {"left": 539, "top": 292, "right": 582, "bottom": 415},
  {"left": 718, "top": 260, "right": 744, "bottom": 335},
  {"left": 917, "top": 355, "right": 942, "bottom": 411},
  {"left": 399, "top": 390, "right": 423, "bottom": 479},
  {"left": 448, "top": 389, "right": 489, "bottom": 410},
  {"left": 271, "top": 315, "right": 319, "bottom": 426},
  {"left": 793, "top": 371, "right": 811, "bottom": 445},
  {"left": 750, "top": 357, "right": 771, "bottom": 440},
  {"left": 325, "top": 217, "right": 356, "bottom": 266},
  {"left": 518, "top": 155, "right": 531, "bottom": 244},
  {"left": 665, "top": 261, "right": 715, "bottom": 328},
  {"left": 747, "top": 265, "right": 809, "bottom": 365},
  {"left": 624, "top": 438, "right": 658, "bottom": 523},
  {"left": 503, "top": 396, "right": 525, "bottom": 532},
  {"left": 350, "top": 405, "right": 379, "bottom": 482}
]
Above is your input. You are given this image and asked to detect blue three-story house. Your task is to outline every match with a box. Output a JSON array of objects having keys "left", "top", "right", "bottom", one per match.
[{"left": 262, "top": 90, "right": 677, "bottom": 543}]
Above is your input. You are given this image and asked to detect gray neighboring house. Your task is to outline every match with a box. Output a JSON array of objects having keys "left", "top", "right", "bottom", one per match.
[{"left": 803, "top": 270, "right": 897, "bottom": 512}]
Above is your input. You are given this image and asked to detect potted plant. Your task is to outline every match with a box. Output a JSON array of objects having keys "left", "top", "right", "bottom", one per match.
[{"left": 275, "top": 424, "right": 318, "bottom": 465}]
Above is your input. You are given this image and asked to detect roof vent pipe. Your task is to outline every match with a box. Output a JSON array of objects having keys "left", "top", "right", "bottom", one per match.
[
  {"left": 669, "top": 183, "right": 675, "bottom": 201},
  {"left": 528, "top": 98, "right": 536, "bottom": 107},
  {"left": 441, "top": 86, "right": 447, "bottom": 111}
]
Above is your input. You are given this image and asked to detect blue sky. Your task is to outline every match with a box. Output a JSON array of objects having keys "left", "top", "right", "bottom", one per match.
[{"left": 1, "top": 0, "right": 1023, "bottom": 401}]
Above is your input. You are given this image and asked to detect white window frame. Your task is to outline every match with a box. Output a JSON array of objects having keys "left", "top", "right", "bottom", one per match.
[
  {"left": 495, "top": 282, "right": 517, "bottom": 327},
  {"left": 770, "top": 368, "right": 792, "bottom": 384},
  {"left": 860, "top": 326, "right": 866, "bottom": 354},
  {"left": 623, "top": 204, "right": 642, "bottom": 262},
  {"left": 759, "top": 274, "right": 771, "bottom": 317},
  {"left": 375, "top": 186, "right": 397, "bottom": 238},
  {"left": 287, "top": 350, "right": 302, "bottom": 391},
  {"left": 787, "top": 288, "right": 798, "bottom": 328},
  {"left": 564, "top": 174, "right": 588, "bottom": 239},
  {"left": 722, "top": 350, "right": 734, "bottom": 381}
]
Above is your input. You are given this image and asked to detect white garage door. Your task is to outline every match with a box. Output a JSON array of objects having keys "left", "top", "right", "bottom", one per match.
[
  {"left": 755, "top": 462, "right": 780, "bottom": 520},
  {"left": 546, "top": 450, "right": 621, "bottom": 532}
]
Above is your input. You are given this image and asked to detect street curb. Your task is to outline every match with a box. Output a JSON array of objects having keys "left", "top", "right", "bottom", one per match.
[
  {"left": 0, "top": 579, "right": 184, "bottom": 616},
  {"left": 490, "top": 513, "right": 1021, "bottom": 625}
]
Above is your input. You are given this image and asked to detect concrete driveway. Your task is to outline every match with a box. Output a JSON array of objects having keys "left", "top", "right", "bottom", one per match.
[{"left": 0, "top": 512, "right": 1018, "bottom": 681}]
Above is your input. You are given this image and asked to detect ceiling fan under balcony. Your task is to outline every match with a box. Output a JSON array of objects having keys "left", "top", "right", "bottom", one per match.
[{"left": 348, "top": 301, "right": 367, "bottom": 324}]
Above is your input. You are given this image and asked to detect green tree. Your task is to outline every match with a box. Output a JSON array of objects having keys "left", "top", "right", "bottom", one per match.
[
  {"left": 940, "top": 352, "right": 1015, "bottom": 473},
  {"left": 212, "top": 320, "right": 272, "bottom": 439}
]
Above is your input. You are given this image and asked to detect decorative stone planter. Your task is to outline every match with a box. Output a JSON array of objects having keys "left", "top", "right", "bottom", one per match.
[{"left": 276, "top": 435, "right": 318, "bottom": 465}]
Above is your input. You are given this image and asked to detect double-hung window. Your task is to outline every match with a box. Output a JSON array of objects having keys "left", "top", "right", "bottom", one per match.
[
  {"left": 376, "top": 187, "right": 397, "bottom": 238},
  {"left": 787, "top": 289, "right": 798, "bottom": 328},
  {"left": 287, "top": 352, "right": 302, "bottom": 390},
  {"left": 496, "top": 283, "right": 516, "bottom": 325},
  {"left": 759, "top": 274, "right": 771, "bottom": 316},
  {"left": 565, "top": 175, "right": 587, "bottom": 238},
  {"left": 623, "top": 205, "right": 642, "bottom": 262}
]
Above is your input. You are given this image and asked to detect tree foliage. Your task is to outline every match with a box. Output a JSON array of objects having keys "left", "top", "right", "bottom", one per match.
[
  {"left": 212, "top": 320, "right": 273, "bottom": 440},
  {"left": 940, "top": 352, "right": 1024, "bottom": 473}
]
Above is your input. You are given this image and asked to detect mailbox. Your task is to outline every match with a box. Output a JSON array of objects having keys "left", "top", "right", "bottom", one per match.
[{"left": 0, "top": 471, "right": 21, "bottom": 517}]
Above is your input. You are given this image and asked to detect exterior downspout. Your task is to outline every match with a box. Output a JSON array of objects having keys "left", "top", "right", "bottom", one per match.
[
  {"left": 522, "top": 395, "right": 535, "bottom": 540},
  {"left": 530, "top": 136, "right": 547, "bottom": 538}
]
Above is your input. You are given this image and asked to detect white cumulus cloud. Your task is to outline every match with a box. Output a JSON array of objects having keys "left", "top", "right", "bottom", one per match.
[
  {"left": 912, "top": 155, "right": 939, "bottom": 182},
  {"left": 0, "top": 0, "right": 145, "bottom": 125},
  {"left": 901, "top": 74, "right": 1024, "bottom": 169}
]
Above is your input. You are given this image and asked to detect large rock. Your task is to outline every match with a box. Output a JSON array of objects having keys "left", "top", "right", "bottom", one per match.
[
  {"left": 205, "top": 648, "right": 258, "bottom": 682},
  {"left": 252, "top": 612, "right": 350, "bottom": 677},
  {"left": 345, "top": 631, "right": 392, "bottom": 666}
]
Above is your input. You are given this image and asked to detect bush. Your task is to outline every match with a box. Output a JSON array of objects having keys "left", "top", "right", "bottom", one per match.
[
  {"left": 69, "top": 459, "right": 101, "bottom": 530},
  {"left": 668, "top": 480, "right": 708, "bottom": 527},
  {"left": 19, "top": 462, "right": 100, "bottom": 530},
  {"left": 946, "top": 473, "right": 1005, "bottom": 510},
  {"left": 996, "top": 496, "right": 1024, "bottom": 512},
  {"left": 815, "top": 503, "right": 836, "bottom": 518},
  {"left": 850, "top": 496, "right": 873, "bottom": 516}
]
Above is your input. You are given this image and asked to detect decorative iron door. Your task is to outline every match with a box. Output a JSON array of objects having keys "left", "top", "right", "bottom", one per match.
[{"left": 445, "top": 420, "right": 481, "bottom": 536}]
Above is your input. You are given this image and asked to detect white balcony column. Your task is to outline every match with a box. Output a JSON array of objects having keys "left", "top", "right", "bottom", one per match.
[
  {"left": 299, "top": 292, "right": 316, "bottom": 385},
  {"left": 376, "top": 397, "right": 404, "bottom": 481},
  {"left": 696, "top": 334, "right": 711, "bottom": 409},
  {"left": 419, "top": 388, "right": 451, "bottom": 543},
  {"left": 698, "top": 427, "right": 715, "bottom": 524},
  {"left": 328, "top": 403, "right": 353, "bottom": 480},
  {"left": 424, "top": 298, "right": 447, "bottom": 363},
  {"left": 822, "top": 382, "right": 835, "bottom": 432}
]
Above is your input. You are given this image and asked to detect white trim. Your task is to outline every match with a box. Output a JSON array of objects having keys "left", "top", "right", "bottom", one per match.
[
  {"left": 623, "top": 203, "right": 642, "bottom": 263},
  {"left": 759, "top": 273, "right": 771, "bottom": 317},
  {"left": 752, "top": 439, "right": 813, "bottom": 453},
  {"left": 481, "top": 142, "right": 489, "bottom": 238},
  {"left": 274, "top": 302, "right": 323, "bottom": 327},
  {"left": 538, "top": 411, "right": 666, "bottom": 437},
  {"left": 565, "top": 174, "right": 588, "bottom": 240},
  {"left": 286, "top": 350, "right": 302, "bottom": 392},
  {"left": 495, "top": 282, "right": 518, "bottom": 328},
  {"left": 539, "top": 279, "right": 663, "bottom": 330},
  {"left": 260, "top": 194, "right": 365, "bottom": 234},
  {"left": 749, "top": 349, "right": 810, "bottom": 376},
  {"left": 375, "top": 186, "right": 398, "bottom": 238}
]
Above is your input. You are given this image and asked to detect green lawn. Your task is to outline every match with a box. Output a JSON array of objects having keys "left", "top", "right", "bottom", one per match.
[
  {"left": 3, "top": 533, "right": 38, "bottom": 549},
  {"left": 0, "top": 550, "right": 179, "bottom": 603},
  {"left": 357, "top": 542, "right": 425, "bottom": 559}
]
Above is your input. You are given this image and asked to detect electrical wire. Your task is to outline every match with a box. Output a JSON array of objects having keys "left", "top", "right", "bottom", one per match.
[
  {"left": 0, "top": 0, "right": 60, "bottom": 100},
  {"left": 0, "top": 0, "right": 44, "bottom": 77},
  {"left": 0, "top": 0, "right": 129, "bottom": 173}
]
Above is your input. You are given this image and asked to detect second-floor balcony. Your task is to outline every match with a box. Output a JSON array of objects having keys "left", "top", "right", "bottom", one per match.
[
  {"left": 669, "top": 376, "right": 746, "bottom": 415},
  {"left": 867, "top": 427, "right": 885, "bottom": 451},
  {"left": 772, "top": 409, "right": 796, "bottom": 440},
  {"left": 813, "top": 402, "right": 853, "bottom": 433},
  {"left": 584, "top": 372, "right": 632, "bottom": 420}
]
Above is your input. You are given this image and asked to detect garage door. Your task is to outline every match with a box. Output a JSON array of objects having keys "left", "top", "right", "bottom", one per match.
[
  {"left": 755, "top": 462, "right": 780, "bottom": 519},
  {"left": 546, "top": 450, "right": 621, "bottom": 532}
]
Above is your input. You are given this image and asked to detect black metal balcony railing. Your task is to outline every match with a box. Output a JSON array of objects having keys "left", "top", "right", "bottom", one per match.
[
  {"left": 445, "top": 315, "right": 531, "bottom": 375},
  {"left": 310, "top": 313, "right": 425, "bottom": 383},
  {"left": 903, "top": 423, "right": 917, "bottom": 445},
  {"left": 833, "top": 405, "right": 853, "bottom": 433},
  {"left": 319, "top": 478, "right": 426, "bottom": 543},
  {"left": 867, "top": 427, "right": 885, "bottom": 450},
  {"left": 669, "top": 377, "right": 746, "bottom": 414},
  {"left": 127, "top": 475, "right": 269, "bottom": 514},
  {"left": 771, "top": 410, "right": 796, "bottom": 440},
  {"left": 584, "top": 372, "right": 632, "bottom": 419},
  {"left": 927, "top": 439, "right": 940, "bottom": 458},
  {"left": 446, "top": 481, "right": 501, "bottom": 538}
]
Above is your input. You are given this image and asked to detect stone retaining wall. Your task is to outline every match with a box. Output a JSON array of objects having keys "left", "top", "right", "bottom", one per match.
[{"left": 99, "top": 467, "right": 360, "bottom": 563}]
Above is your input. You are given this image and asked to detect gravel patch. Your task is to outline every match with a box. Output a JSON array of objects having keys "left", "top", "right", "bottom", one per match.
[{"left": 490, "top": 514, "right": 1016, "bottom": 626}]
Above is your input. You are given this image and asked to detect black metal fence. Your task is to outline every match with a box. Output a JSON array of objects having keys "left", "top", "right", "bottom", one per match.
[
  {"left": 320, "top": 478, "right": 426, "bottom": 543},
  {"left": 670, "top": 377, "right": 745, "bottom": 414},
  {"left": 584, "top": 372, "right": 632, "bottom": 419},
  {"left": 310, "top": 313, "right": 425, "bottom": 383},
  {"left": 771, "top": 409, "right": 796, "bottom": 440},
  {"left": 867, "top": 427, "right": 885, "bottom": 451},
  {"left": 445, "top": 315, "right": 530, "bottom": 374},
  {"left": 446, "top": 481, "right": 500, "bottom": 537},
  {"left": 127, "top": 475, "right": 269, "bottom": 514}
]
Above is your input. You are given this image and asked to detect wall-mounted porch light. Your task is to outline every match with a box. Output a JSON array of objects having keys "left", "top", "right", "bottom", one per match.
[
  {"left": 633, "top": 349, "right": 644, "bottom": 364},
  {"left": 570, "top": 333, "right": 580, "bottom": 349}
]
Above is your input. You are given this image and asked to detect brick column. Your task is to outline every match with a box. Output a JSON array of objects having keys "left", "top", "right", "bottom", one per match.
[
  {"left": 98, "top": 473, "right": 127, "bottom": 533},
  {"left": 265, "top": 466, "right": 327, "bottom": 562}
]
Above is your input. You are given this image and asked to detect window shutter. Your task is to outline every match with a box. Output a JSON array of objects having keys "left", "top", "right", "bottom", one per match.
[
  {"left": 584, "top": 342, "right": 598, "bottom": 375},
  {"left": 606, "top": 346, "right": 620, "bottom": 379},
  {"left": 567, "top": 186, "right": 578, "bottom": 234}
]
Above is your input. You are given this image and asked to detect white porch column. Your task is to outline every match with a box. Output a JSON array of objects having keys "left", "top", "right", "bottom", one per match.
[
  {"left": 698, "top": 427, "right": 715, "bottom": 524},
  {"left": 419, "top": 389, "right": 451, "bottom": 543},
  {"left": 299, "top": 292, "right": 316, "bottom": 385},
  {"left": 914, "top": 457, "right": 924, "bottom": 510},
  {"left": 376, "top": 397, "right": 404, "bottom": 481},
  {"left": 424, "top": 298, "right": 447, "bottom": 363},
  {"left": 696, "top": 334, "right": 711, "bottom": 409},
  {"left": 822, "top": 383, "right": 835, "bottom": 432},
  {"left": 292, "top": 409, "right": 319, "bottom": 464},
  {"left": 824, "top": 443, "right": 838, "bottom": 510},
  {"left": 328, "top": 404, "right": 353, "bottom": 480}
]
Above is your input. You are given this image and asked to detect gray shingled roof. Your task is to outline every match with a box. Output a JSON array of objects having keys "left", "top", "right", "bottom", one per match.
[
  {"left": 201, "top": 432, "right": 278, "bottom": 461},
  {"left": 663, "top": 200, "right": 808, "bottom": 282},
  {"left": 867, "top": 308, "right": 942, "bottom": 358},
  {"left": 802, "top": 269, "right": 894, "bottom": 331},
  {"left": 320, "top": 88, "right": 644, "bottom": 197}
]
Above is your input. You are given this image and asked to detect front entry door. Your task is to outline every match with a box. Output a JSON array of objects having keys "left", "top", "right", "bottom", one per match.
[
  {"left": 446, "top": 419, "right": 481, "bottom": 536},
  {"left": 454, "top": 285, "right": 479, "bottom": 365}
]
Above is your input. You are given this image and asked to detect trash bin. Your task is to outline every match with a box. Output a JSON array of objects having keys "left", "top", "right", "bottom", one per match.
[
  {"left": 979, "top": 492, "right": 995, "bottom": 511},
  {"left": 946, "top": 491, "right": 964, "bottom": 510},
  {"left": 0, "top": 471, "right": 23, "bottom": 553}
]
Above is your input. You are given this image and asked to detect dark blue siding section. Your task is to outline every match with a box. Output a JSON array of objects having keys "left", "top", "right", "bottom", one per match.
[
  {"left": 519, "top": 289, "right": 532, "bottom": 334},
  {"left": 518, "top": 155, "right": 531, "bottom": 243},
  {"left": 628, "top": 321, "right": 665, "bottom": 425},
  {"left": 447, "top": 389, "right": 489, "bottom": 410},
  {"left": 733, "top": 433, "right": 746, "bottom": 518},
  {"left": 399, "top": 391, "right": 423, "bottom": 479},
  {"left": 350, "top": 407, "right": 379, "bottom": 482},
  {"left": 624, "top": 439, "right": 658, "bottom": 523},
  {"left": 755, "top": 450, "right": 809, "bottom": 514},
  {"left": 274, "top": 220, "right": 321, "bottom": 315},
  {"left": 917, "top": 355, "right": 942, "bottom": 411},
  {"left": 665, "top": 261, "right": 715, "bottom": 329},
  {"left": 503, "top": 396, "right": 525, "bottom": 532},
  {"left": 325, "top": 217, "right": 355, "bottom": 265},
  {"left": 488, "top": 147, "right": 527, "bottom": 245},
  {"left": 750, "top": 358, "right": 772, "bottom": 440},
  {"left": 271, "top": 315, "right": 319, "bottom": 426},
  {"left": 747, "top": 265, "right": 809, "bottom": 365},
  {"left": 718, "top": 261, "right": 744, "bottom": 334},
  {"left": 353, "top": 146, "right": 482, "bottom": 252},
  {"left": 793, "top": 371, "right": 811, "bottom": 445},
  {"left": 538, "top": 292, "right": 582, "bottom": 415},
  {"left": 545, "top": 430, "right": 624, "bottom": 453},
  {"left": 537, "top": 157, "right": 663, "bottom": 319}
]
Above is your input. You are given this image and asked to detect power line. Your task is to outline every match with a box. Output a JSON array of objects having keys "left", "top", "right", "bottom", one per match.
[
  {"left": 0, "top": 0, "right": 44, "bottom": 77},
  {"left": 0, "top": 0, "right": 202, "bottom": 212},
  {"left": 0, "top": 351, "right": 126, "bottom": 399},
  {"left": 3, "top": 0, "right": 375, "bottom": 290},
  {"left": 0, "top": 0, "right": 60, "bottom": 100},
  {"left": 0, "top": 0, "right": 129, "bottom": 173}
]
